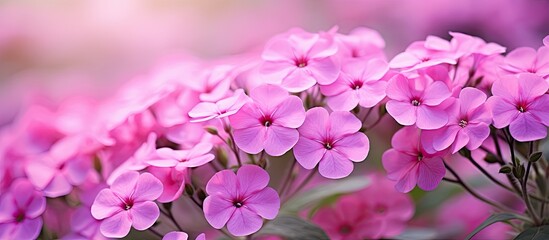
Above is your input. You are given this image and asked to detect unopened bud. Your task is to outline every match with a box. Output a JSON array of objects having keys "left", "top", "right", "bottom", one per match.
[
  {"left": 499, "top": 165, "right": 512, "bottom": 174},
  {"left": 184, "top": 184, "right": 195, "bottom": 196},
  {"left": 529, "top": 152, "right": 543, "bottom": 163},
  {"left": 204, "top": 126, "right": 218, "bottom": 135}
]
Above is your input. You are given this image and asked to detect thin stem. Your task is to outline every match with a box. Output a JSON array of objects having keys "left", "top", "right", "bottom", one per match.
[
  {"left": 365, "top": 114, "right": 385, "bottom": 131},
  {"left": 279, "top": 160, "right": 296, "bottom": 196},
  {"left": 361, "top": 108, "right": 373, "bottom": 123},
  {"left": 285, "top": 170, "right": 316, "bottom": 201},
  {"left": 161, "top": 204, "right": 185, "bottom": 232},
  {"left": 521, "top": 143, "right": 541, "bottom": 225},
  {"left": 444, "top": 163, "right": 513, "bottom": 212},
  {"left": 492, "top": 131, "right": 504, "bottom": 164},
  {"left": 464, "top": 155, "right": 515, "bottom": 193},
  {"left": 209, "top": 161, "right": 221, "bottom": 172},
  {"left": 190, "top": 196, "right": 203, "bottom": 209},
  {"left": 148, "top": 227, "right": 163, "bottom": 239}
]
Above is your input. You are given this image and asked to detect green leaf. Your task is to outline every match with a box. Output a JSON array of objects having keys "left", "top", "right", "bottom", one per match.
[
  {"left": 393, "top": 228, "right": 439, "bottom": 240},
  {"left": 465, "top": 213, "right": 523, "bottom": 240},
  {"left": 514, "top": 225, "right": 549, "bottom": 240},
  {"left": 256, "top": 215, "right": 329, "bottom": 240},
  {"left": 282, "top": 176, "right": 370, "bottom": 213},
  {"left": 499, "top": 165, "right": 512, "bottom": 174},
  {"left": 529, "top": 152, "right": 543, "bottom": 163}
]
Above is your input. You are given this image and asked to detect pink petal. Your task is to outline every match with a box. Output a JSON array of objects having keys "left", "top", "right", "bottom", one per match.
[
  {"left": 237, "top": 165, "right": 269, "bottom": 196},
  {"left": 260, "top": 61, "right": 295, "bottom": 85},
  {"left": 298, "top": 107, "right": 329, "bottom": 140},
  {"left": 271, "top": 96, "right": 306, "bottom": 128},
  {"left": 163, "top": 231, "right": 189, "bottom": 240},
  {"left": 294, "top": 136, "right": 326, "bottom": 169},
  {"left": 431, "top": 125, "right": 460, "bottom": 152},
  {"left": 280, "top": 68, "right": 317, "bottom": 92},
  {"left": 394, "top": 163, "right": 419, "bottom": 193},
  {"left": 63, "top": 157, "right": 90, "bottom": 186},
  {"left": 416, "top": 105, "right": 448, "bottom": 130},
  {"left": 505, "top": 47, "right": 537, "bottom": 71},
  {"left": 491, "top": 75, "right": 519, "bottom": 101},
  {"left": 488, "top": 96, "right": 519, "bottom": 128},
  {"left": 188, "top": 102, "right": 217, "bottom": 122},
  {"left": 188, "top": 143, "right": 214, "bottom": 159},
  {"left": 261, "top": 38, "right": 295, "bottom": 62},
  {"left": 327, "top": 90, "right": 359, "bottom": 111},
  {"left": 318, "top": 151, "right": 354, "bottom": 179},
  {"left": 11, "top": 218, "right": 42, "bottom": 240},
  {"left": 111, "top": 171, "right": 139, "bottom": 198},
  {"left": 264, "top": 126, "right": 299, "bottom": 156},
  {"left": 203, "top": 196, "right": 235, "bottom": 229},
  {"left": 386, "top": 100, "right": 417, "bottom": 126},
  {"left": 132, "top": 173, "right": 163, "bottom": 202},
  {"left": 529, "top": 94, "right": 549, "bottom": 126},
  {"left": 233, "top": 126, "right": 266, "bottom": 154},
  {"left": 229, "top": 103, "right": 263, "bottom": 129},
  {"left": 382, "top": 149, "right": 417, "bottom": 182},
  {"left": 450, "top": 130, "right": 470, "bottom": 154},
  {"left": 308, "top": 57, "right": 340, "bottom": 85},
  {"left": 386, "top": 74, "right": 413, "bottom": 101},
  {"left": 149, "top": 167, "right": 187, "bottom": 203},
  {"left": 99, "top": 211, "right": 132, "bottom": 238},
  {"left": 206, "top": 170, "right": 238, "bottom": 197},
  {"left": 244, "top": 188, "right": 280, "bottom": 219},
  {"left": 130, "top": 201, "right": 160, "bottom": 230},
  {"left": 389, "top": 52, "right": 419, "bottom": 69},
  {"left": 422, "top": 81, "right": 451, "bottom": 106},
  {"left": 250, "top": 84, "right": 290, "bottom": 111},
  {"left": 464, "top": 123, "right": 490, "bottom": 151},
  {"left": 417, "top": 157, "right": 445, "bottom": 191},
  {"left": 25, "top": 161, "right": 55, "bottom": 190},
  {"left": 319, "top": 73, "right": 350, "bottom": 96},
  {"left": 179, "top": 154, "right": 215, "bottom": 168},
  {"left": 25, "top": 193, "right": 46, "bottom": 219},
  {"left": 459, "top": 88, "right": 487, "bottom": 116},
  {"left": 358, "top": 81, "right": 387, "bottom": 108},
  {"left": 91, "top": 189, "right": 122, "bottom": 220},
  {"left": 333, "top": 133, "right": 369, "bottom": 162},
  {"left": 42, "top": 174, "right": 72, "bottom": 197},
  {"left": 517, "top": 73, "right": 549, "bottom": 101},
  {"left": 328, "top": 111, "right": 362, "bottom": 138},
  {"left": 391, "top": 126, "right": 421, "bottom": 153},
  {"left": 0, "top": 194, "right": 15, "bottom": 222},
  {"left": 362, "top": 58, "right": 389, "bottom": 80},
  {"left": 226, "top": 207, "right": 264, "bottom": 236},
  {"left": 509, "top": 113, "right": 547, "bottom": 142}
]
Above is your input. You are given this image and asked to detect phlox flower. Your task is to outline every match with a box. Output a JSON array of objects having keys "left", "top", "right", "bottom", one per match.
[
  {"left": 320, "top": 58, "right": 389, "bottom": 111},
  {"left": 148, "top": 166, "right": 188, "bottom": 203},
  {"left": 382, "top": 126, "right": 446, "bottom": 193},
  {"left": 501, "top": 46, "right": 549, "bottom": 79},
  {"left": 147, "top": 143, "right": 215, "bottom": 171},
  {"left": 449, "top": 32, "right": 506, "bottom": 61},
  {"left": 108, "top": 132, "right": 158, "bottom": 185},
  {"left": 260, "top": 29, "right": 340, "bottom": 92},
  {"left": 163, "top": 231, "right": 206, "bottom": 240},
  {"left": 203, "top": 165, "right": 280, "bottom": 236},
  {"left": 293, "top": 107, "right": 369, "bottom": 179},
  {"left": 334, "top": 27, "right": 386, "bottom": 59},
  {"left": 312, "top": 195, "right": 381, "bottom": 240},
  {"left": 385, "top": 74, "right": 453, "bottom": 129},
  {"left": 229, "top": 84, "right": 305, "bottom": 156},
  {"left": 0, "top": 179, "right": 46, "bottom": 240},
  {"left": 91, "top": 171, "right": 163, "bottom": 238},
  {"left": 389, "top": 36, "right": 457, "bottom": 71},
  {"left": 188, "top": 89, "right": 250, "bottom": 122},
  {"left": 421, "top": 88, "right": 492, "bottom": 154},
  {"left": 487, "top": 73, "right": 549, "bottom": 141}
]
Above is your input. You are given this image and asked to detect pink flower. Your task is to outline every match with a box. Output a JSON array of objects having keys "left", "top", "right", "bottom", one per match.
[
  {"left": 293, "top": 107, "right": 369, "bottom": 179},
  {"left": 389, "top": 37, "right": 457, "bottom": 71},
  {"left": 449, "top": 32, "right": 506, "bottom": 60},
  {"left": 334, "top": 27, "right": 386, "bottom": 59},
  {"left": 188, "top": 89, "right": 250, "bottom": 122},
  {"left": 91, "top": 171, "right": 163, "bottom": 238},
  {"left": 0, "top": 179, "right": 46, "bottom": 240},
  {"left": 203, "top": 165, "right": 280, "bottom": 236},
  {"left": 312, "top": 195, "right": 380, "bottom": 240},
  {"left": 320, "top": 58, "right": 389, "bottom": 111},
  {"left": 148, "top": 166, "right": 188, "bottom": 203},
  {"left": 385, "top": 74, "right": 453, "bottom": 129},
  {"left": 421, "top": 88, "right": 492, "bottom": 154},
  {"left": 147, "top": 143, "right": 215, "bottom": 171},
  {"left": 382, "top": 127, "right": 446, "bottom": 193},
  {"left": 260, "top": 29, "right": 340, "bottom": 92},
  {"left": 501, "top": 46, "right": 549, "bottom": 78},
  {"left": 544, "top": 35, "right": 549, "bottom": 46},
  {"left": 228, "top": 84, "right": 305, "bottom": 156},
  {"left": 108, "top": 132, "right": 158, "bottom": 185},
  {"left": 163, "top": 231, "right": 206, "bottom": 240},
  {"left": 487, "top": 73, "right": 549, "bottom": 141}
]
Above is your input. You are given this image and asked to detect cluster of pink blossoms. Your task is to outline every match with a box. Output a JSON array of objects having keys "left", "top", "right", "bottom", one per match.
[{"left": 0, "top": 26, "right": 548, "bottom": 239}]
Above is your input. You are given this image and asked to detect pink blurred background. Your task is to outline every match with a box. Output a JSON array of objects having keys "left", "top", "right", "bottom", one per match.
[{"left": 1, "top": 0, "right": 548, "bottom": 126}]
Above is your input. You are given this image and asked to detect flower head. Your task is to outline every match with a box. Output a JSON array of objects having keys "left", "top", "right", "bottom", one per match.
[
  {"left": 294, "top": 107, "right": 369, "bottom": 179},
  {"left": 382, "top": 127, "right": 446, "bottom": 193},
  {"left": 91, "top": 171, "right": 163, "bottom": 238},
  {"left": 389, "top": 37, "right": 457, "bottom": 71},
  {"left": 487, "top": 73, "right": 549, "bottom": 141},
  {"left": 0, "top": 179, "right": 46, "bottom": 240},
  {"left": 147, "top": 143, "right": 215, "bottom": 171},
  {"left": 229, "top": 84, "right": 306, "bottom": 156},
  {"left": 501, "top": 46, "right": 549, "bottom": 79},
  {"left": 203, "top": 165, "right": 280, "bottom": 236},
  {"left": 188, "top": 89, "right": 250, "bottom": 123}
]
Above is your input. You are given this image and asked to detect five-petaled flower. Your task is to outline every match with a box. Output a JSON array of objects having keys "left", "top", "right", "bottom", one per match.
[{"left": 203, "top": 165, "right": 280, "bottom": 236}]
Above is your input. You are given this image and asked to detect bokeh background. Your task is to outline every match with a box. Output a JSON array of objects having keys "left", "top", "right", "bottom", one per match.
[{"left": 1, "top": 0, "right": 549, "bottom": 126}]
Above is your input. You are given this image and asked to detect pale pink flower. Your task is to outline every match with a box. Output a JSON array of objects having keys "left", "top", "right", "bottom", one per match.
[
  {"left": 487, "top": 73, "right": 549, "bottom": 141},
  {"left": 294, "top": 107, "right": 369, "bottom": 179},
  {"left": 385, "top": 74, "right": 453, "bottom": 129},
  {"left": 147, "top": 143, "right": 214, "bottom": 171},
  {"left": 389, "top": 37, "right": 457, "bottom": 71},
  {"left": 260, "top": 29, "right": 340, "bottom": 92},
  {"left": 0, "top": 179, "right": 46, "bottom": 240},
  {"left": 382, "top": 127, "right": 446, "bottom": 193},
  {"left": 320, "top": 58, "right": 389, "bottom": 111},
  {"left": 203, "top": 165, "right": 280, "bottom": 236},
  {"left": 421, "top": 88, "right": 492, "bottom": 154},
  {"left": 229, "top": 84, "right": 305, "bottom": 156},
  {"left": 188, "top": 89, "right": 251, "bottom": 122},
  {"left": 91, "top": 171, "right": 163, "bottom": 238},
  {"left": 501, "top": 46, "right": 549, "bottom": 79},
  {"left": 334, "top": 27, "right": 386, "bottom": 59}
]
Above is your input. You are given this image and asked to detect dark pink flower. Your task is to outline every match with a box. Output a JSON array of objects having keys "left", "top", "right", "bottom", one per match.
[
  {"left": 147, "top": 143, "right": 215, "bottom": 171},
  {"left": 188, "top": 89, "right": 250, "bottom": 122},
  {"left": 148, "top": 166, "right": 188, "bottom": 203},
  {"left": 91, "top": 171, "right": 163, "bottom": 238},
  {"left": 260, "top": 29, "right": 340, "bottom": 92},
  {"left": 294, "top": 107, "right": 369, "bottom": 179},
  {"left": 320, "top": 58, "right": 389, "bottom": 111},
  {"left": 0, "top": 179, "right": 46, "bottom": 240},
  {"left": 421, "top": 88, "right": 492, "bottom": 154},
  {"left": 487, "top": 73, "right": 549, "bottom": 141},
  {"left": 203, "top": 165, "right": 280, "bottom": 236},
  {"left": 229, "top": 84, "right": 305, "bottom": 156},
  {"left": 382, "top": 127, "right": 446, "bottom": 193},
  {"left": 385, "top": 74, "right": 453, "bottom": 129}
]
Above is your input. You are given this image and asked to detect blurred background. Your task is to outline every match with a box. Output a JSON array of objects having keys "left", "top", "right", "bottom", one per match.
[{"left": 1, "top": 0, "right": 549, "bottom": 126}]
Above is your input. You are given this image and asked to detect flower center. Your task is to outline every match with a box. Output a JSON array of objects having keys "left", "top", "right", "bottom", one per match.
[
  {"left": 518, "top": 105, "right": 526, "bottom": 113},
  {"left": 295, "top": 57, "right": 308, "bottom": 68},
  {"left": 459, "top": 119, "right": 468, "bottom": 128},
  {"left": 233, "top": 201, "right": 243, "bottom": 208},
  {"left": 324, "top": 142, "right": 333, "bottom": 150},
  {"left": 411, "top": 99, "right": 421, "bottom": 106},
  {"left": 260, "top": 116, "right": 274, "bottom": 127},
  {"left": 375, "top": 204, "right": 387, "bottom": 214},
  {"left": 351, "top": 80, "right": 363, "bottom": 90},
  {"left": 14, "top": 210, "right": 25, "bottom": 223},
  {"left": 339, "top": 225, "right": 353, "bottom": 235},
  {"left": 417, "top": 153, "right": 423, "bottom": 161},
  {"left": 122, "top": 198, "right": 134, "bottom": 210}
]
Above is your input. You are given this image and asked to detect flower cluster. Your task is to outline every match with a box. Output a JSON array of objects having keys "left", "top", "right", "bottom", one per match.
[{"left": 0, "top": 26, "right": 548, "bottom": 239}]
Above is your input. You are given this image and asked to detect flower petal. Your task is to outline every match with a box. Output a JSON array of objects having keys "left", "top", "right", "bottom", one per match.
[
  {"left": 226, "top": 207, "right": 264, "bottom": 236},
  {"left": 294, "top": 136, "right": 326, "bottom": 169},
  {"left": 163, "top": 231, "right": 189, "bottom": 240},
  {"left": 386, "top": 100, "right": 416, "bottom": 126},
  {"left": 99, "top": 211, "right": 132, "bottom": 238},
  {"left": 509, "top": 113, "right": 547, "bottom": 142},
  {"left": 132, "top": 173, "right": 163, "bottom": 202},
  {"left": 233, "top": 126, "right": 266, "bottom": 154},
  {"left": 244, "top": 188, "right": 280, "bottom": 219},
  {"left": 203, "top": 196, "right": 235, "bottom": 229},
  {"left": 318, "top": 151, "right": 354, "bottom": 179},
  {"left": 205, "top": 170, "right": 238, "bottom": 197},
  {"left": 130, "top": 201, "right": 160, "bottom": 230},
  {"left": 417, "top": 157, "right": 445, "bottom": 191},
  {"left": 237, "top": 165, "right": 270, "bottom": 196},
  {"left": 271, "top": 96, "right": 306, "bottom": 128},
  {"left": 328, "top": 111, "right": 362, "bottom": 138},
  {"left": 333, "top": 133, "right": 369, "bottom": 162},
  {"left": 111, "top": 171, "right": 139, "bottom": 198},
  {"left": 416, "top": 105, "right": 448, "bottom": 130},
  {"left": 298, "top": 107, "right": 329, "bottom": 140},
  {"left": 91, "top": 189, "right": 122, "bottom": 220},
  {"left": 264, "top": 126, "right": 299, "bottom": 156}
]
